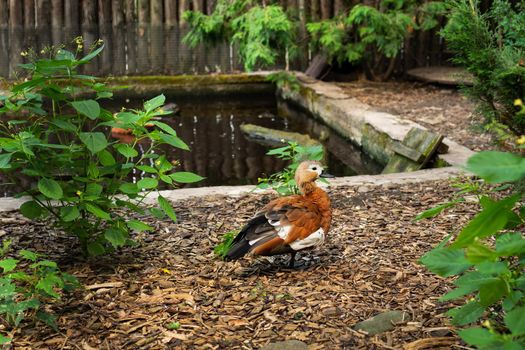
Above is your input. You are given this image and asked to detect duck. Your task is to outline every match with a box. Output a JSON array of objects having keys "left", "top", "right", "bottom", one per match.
[{"left": 226, "top": 160, "right": 333, "bottom": 268}]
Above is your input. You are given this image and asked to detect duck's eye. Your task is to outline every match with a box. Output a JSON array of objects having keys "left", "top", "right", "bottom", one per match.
[{"left": 312, "top": 167, "right": 317, "bottom": 171}]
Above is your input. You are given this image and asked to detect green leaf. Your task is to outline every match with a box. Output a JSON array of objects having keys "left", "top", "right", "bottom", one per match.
[
  {"left": 0, "top": 259, "right": 18, "bottom": 272},
  {"left": 466, "top": 151, "right": 525, "bottom": 183},
  {"left": 84, "top": 183, "right": 103, "bottom": 198},
  {"left": 127, "top": 220, "right": 153, "bottom": 232},
  {"left": 503, "top": 291, "right": 523, "bottom": 312},
  {"left": 150, "top": 121, "right": 177, "bottom": 136},
  {"left": 137, "top": 177, "right": 158, "bottom": 189},
  {"left": 159, "top": 133, "right": 190, "bottom": 151},
  {"left": 79, "top": 132, "right": 108, "bottom": 154},
  {"left": 158, "top": 195, "right": 177, "bottom": 222},
  {"left": 119, "top": 183, "right": 139, "bottom": 194},
  {"left": 144, "top": 94, "right": 165, "bottom": 112},
  {"left": 505, "top": 305, "right": 525, "bottom": 335},
  {"left": 87, "top": 242, "right": 105, "bottom": 256},
  {"left": 447, "top": 301, "right": 485, "bottom": 326},
  {"left": 420, "top": 248, "right": 472, "bottom": 277},
  {"left": 20, "top": 200, "right": 42, "bottom": 219},
  {"left": 35, "top": 273, "right": 62, "bottom": 298},
  {"left": 71, "top": 100, "right": 100, "bottom": 120},
  {"left": 31, "top": 260, "right": 58, "bottom": 269},
  {"left": 60, "top": 206, "right": 80, "bottom": 222},
  {"left": 0, "top": 335, "right": 11, "bottom": 344},
  {"left": 440, "top": 285, "right": 476, "bottom": 301},
  {"left": 19, "top": 250, "right": 38, "bottom": 262},
  {"left": 104, "top": 228, "right": 127, "bottom": 248},
  {"left": 451, "top": 194, "right": 520, "bottom": 248},
  {"left": 136, "top": 165, "right": 157, "bottom": 173},
  {"left": 415, "top": 201, "right": 460, "bottom": 221},
  {"left": 115, "top": 144, "right": 138, "bottom": 158},
  {"left": 79, "top": 44, "right": 104, "bottom": 63},
  {"left": 98, "top": 149, "right": 116, "bottom": 166},
  {"left": 496, "top": 233, "right": 525, "bottom": 256},
  {"left": 149, "top": 207, "right": 165, "bottom": 219},
  {"left": 36, "top": 310, "right": 58, "bottom": 331},
  {"left": 466, "top": 242, "right": 497, "bottom": 263},
  {"left": 85, "top": 203, "right": 110, "bottom": 220},
  {"left": 479, "top": 278, "right": 506, "bottom": 306},
  {"left": 457, "top": 327, "right": 499, "bottom": 347},
  {"left": 0, "top": 153, "right": 12, "bottom": 169},
  {"left": 38, "top": 178, "right": 63, "bottom": 199},
  {"left": 160, "top": 174, "right": 172, "bottom": 184},
  {"left": 170, "top": 172, "right": 205, "bottom": 184},
  {"left": 50, "top": 119, "right": 76, "bottom": 132}
]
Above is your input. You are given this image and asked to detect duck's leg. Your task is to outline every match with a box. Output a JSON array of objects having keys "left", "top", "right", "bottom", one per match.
[{"left": 288, "top": 251, "right": 297, "bottom": 268}]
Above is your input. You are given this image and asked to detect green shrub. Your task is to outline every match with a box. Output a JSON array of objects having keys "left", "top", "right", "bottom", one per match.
[
  {"left": 0, "top": 240, "right": 79, "bottom": 343},
  {"left": 440, "top": 0, "right": 525, "bottom": 132},
  {"left": 0, "top": 43, "right": 203, "bottom": 256},
  {"left": 183, "top": 0, "right": 296, "bottom": 71},
  {"left": 418, "top": 146, "right": 525, "bottom": 347},
  {"left": 307, "top": 0, "right": 447, "bottom": 80},
  {"left": 214, "top": 230, "right": 238, "bottom": 260},
  {"left": 256, "top": 141, "right": 324, "bottom": 196}
]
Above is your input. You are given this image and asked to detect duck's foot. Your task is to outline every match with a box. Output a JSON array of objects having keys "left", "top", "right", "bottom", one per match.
[{"left": 286, "top": 252, "right": 319, "bottom": 270}]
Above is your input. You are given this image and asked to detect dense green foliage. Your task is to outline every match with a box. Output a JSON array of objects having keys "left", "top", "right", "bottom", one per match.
[
  {"left": 441, "top": 0, "right": 525, "bottom": 132},
  {"left": 0, "top": 44, "right": 203, "bottom": 256},
  {"left": 0, "top": 241, "right": 78, "bottom": 343},
  {"left": 183, "top": 0, "right": 296, "bottom": 71},
  {"left": 418, "top": 146, "right": 525, "bottom": 348},
  {"left": 256, "top": 141, "right": 324, "bottom": 196},
  {"left": 308, "top": 0, "right": 446, "bottom": 80}
]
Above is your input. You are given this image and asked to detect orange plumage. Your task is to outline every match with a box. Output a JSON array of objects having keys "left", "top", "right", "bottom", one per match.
[{"left": 226, "top": 161, "right": 333, "bottom": 267}]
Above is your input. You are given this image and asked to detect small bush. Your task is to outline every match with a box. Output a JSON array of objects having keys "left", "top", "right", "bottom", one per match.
[
  {"left": 256, "top": 141, "right": 324, "bottom": 196},
  {"left": 440, "top": 0, "right": 525, "bottom": 132},
  {"left": 0, "top": 42, "right": 203, "bottom": 256},
  {"left": 418, "top": 132, "right": 525, "bottom": 348},
  {"left": 0, "top": 241, "right": 79, "bottom": 343}
]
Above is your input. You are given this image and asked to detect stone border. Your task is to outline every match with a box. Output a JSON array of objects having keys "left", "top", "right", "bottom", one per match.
[
  {"left": 279, "top": 72, "right": 474, "bottom": 167},
  {"left": 0, "top": 72, "right": 473, "bottom": 213}
]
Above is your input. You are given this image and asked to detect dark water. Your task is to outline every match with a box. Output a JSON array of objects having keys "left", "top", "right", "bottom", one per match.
[{"left": 0, "top": 93, "right": 383, "bottom": 196}]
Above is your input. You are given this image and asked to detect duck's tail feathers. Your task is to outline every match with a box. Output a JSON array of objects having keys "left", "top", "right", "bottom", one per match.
[{"left": 225, "top": 214, "right": 269, "bottom": 261}]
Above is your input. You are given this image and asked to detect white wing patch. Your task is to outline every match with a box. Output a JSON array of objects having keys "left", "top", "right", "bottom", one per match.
[{"left": 289, "top": 228, "right": 325, "bottom": 251}]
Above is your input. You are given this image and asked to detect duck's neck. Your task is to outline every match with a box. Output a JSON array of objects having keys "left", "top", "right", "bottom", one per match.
[{"left": 299, "top": 181, "right": 318, "bottom": 196}]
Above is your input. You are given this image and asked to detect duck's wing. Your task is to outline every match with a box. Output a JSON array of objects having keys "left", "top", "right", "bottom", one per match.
[{"left": 225, "top": 196, "right": 324, "bottom": 260}]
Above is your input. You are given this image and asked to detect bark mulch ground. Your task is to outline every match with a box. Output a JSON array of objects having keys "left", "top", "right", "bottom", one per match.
[
  {"left": 2, "top": 180, "right": 479, "bottom": 349},
  {"left": 337, "top": 81, "right": 498, "bottom": 152}
]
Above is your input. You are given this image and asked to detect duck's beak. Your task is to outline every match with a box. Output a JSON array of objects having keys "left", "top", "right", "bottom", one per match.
[{"left": 320, "top": 170, "right": 334, "bottom": 178}]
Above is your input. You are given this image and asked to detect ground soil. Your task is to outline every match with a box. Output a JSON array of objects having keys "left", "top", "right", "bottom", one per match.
[
  {"left": 1, "top": 180, "right": 480, "bottom": 349},
  {"left": 337, "top": 80, "right": 498, "bottom": 152}
]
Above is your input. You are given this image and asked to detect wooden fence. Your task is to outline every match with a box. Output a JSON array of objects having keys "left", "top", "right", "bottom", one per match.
[{"left": 0, "top": 0, "right": 492, "bottom": 79}]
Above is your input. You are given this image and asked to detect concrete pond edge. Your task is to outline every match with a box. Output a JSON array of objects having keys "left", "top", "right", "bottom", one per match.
[{"left": 0, "top": 72, "right": 474, "bottom": 213}]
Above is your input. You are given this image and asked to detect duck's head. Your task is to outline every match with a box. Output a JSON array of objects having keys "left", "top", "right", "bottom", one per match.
[{"left": 295, "top": 161, "right": 333, "bottom": 192}]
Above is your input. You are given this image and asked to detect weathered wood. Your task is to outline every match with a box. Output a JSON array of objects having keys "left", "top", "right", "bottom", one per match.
[
  {"left": 51, "top": 0, "right": 63, "bottom": 45},
  {"left": 164, "top": 0, "right": 178, "bottom": 27},
  {"left": 240, "top": 123, "right": 322, "bottom": 148},
  {"left": 80, "top": 0, "right": 98, "bottom": 74},
  {"left": 23, "top": 0, "right": 35, "bottom": 28},
  {"left": 0, "top": 0, "right": 8, "bottom": 30},
  {"left": 65, "top": 0, "right": 80, "bottom": 32},
  {"left": 151, "top": 0, "right": 163, "bottom": 25},
  {"left": 382, "top": 128, "right": 444, "bottom": 174},
  {"left": 178, "top": 0, "right": 189, "bottom": 26},
  {"left": 320, "top": 0, "right": 331, "bottom": 19},
  {"left": 124, "top": 0, "right": 135, "bottom": 23}
]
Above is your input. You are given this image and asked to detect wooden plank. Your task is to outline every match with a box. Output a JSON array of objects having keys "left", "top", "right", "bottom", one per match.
[
  {"left": 51, "top": 0, "right": 63, "bottom": 46},
  {"left": 382, "top": 128, "right": 444, "bottom": 174}
]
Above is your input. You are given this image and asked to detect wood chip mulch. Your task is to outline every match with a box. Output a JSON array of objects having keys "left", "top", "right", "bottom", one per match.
[{"left": 1, "top": 180, "right": 479, "bottom": 349}]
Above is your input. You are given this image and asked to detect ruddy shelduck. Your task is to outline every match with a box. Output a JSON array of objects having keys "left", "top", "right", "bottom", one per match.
[{"left": 226, "top": 160, "right": 333, "bottom": 267}]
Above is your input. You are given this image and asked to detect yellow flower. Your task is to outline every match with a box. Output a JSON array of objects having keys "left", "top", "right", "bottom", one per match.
[
  {"left": 517, "top": 135, "right": 525, "bottom": 145},
  {"left": 76, "top": 190, "right": 82, "bottom": 196},
  {"left": 515, "top": 99, "right": 523, "bottom": 106},
  {"left": 20, "top": 51, "right": 28, "bottom": 57},
  {"left": 155, "top": 160, "right": 161, "bottom": 166},
  {"left": 161, "top": 268, "right": 171, "bottom": 275}
]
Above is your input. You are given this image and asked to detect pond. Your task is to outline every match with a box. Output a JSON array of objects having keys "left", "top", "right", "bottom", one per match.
[{"left": 0, "top": 89, "right": 383, "bottom": 197}]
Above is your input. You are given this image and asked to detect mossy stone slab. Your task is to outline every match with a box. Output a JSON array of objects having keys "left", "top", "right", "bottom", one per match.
[
  {"left": 260, "top": 340, "right": 308, "bottom": 350},
  {"left": 382, "top": 127, "right": 444, "bottom": 174}
]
